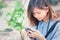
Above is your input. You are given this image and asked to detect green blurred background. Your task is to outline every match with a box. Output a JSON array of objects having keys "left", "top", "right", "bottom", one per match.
[{"left": 0, "top": 0, "right": 24, "bottom": 32}]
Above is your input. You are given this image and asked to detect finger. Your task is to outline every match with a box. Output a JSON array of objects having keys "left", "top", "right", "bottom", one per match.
[
  {"left": 27, "top": 30, "right": 33, "bottom": 34},
  {"left": 28, "top": 33, "right": 33, "bottom": 38}
]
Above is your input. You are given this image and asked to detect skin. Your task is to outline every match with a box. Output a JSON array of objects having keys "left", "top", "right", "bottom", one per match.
[
  {"left": 33, "top": 7, "right": 49, "bottom": 21},
  {"left": 21, "top": 7, "right": 49, "bottom": 40}
]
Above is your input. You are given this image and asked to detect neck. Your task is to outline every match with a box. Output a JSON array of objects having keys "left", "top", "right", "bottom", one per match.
[{"left": 43, "top": 14, "right": 50, "bottom": 22}]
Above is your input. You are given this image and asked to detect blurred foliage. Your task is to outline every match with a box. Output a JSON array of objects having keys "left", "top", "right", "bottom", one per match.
[
  {"left": 3, "top": 0, "right": 24, "bottom": 31},
  {"left": 0, "top": 0, "right": 4, "bottom": 9},
  {"left": 8, "top": 1, "right": 24, "bottom": 31}
]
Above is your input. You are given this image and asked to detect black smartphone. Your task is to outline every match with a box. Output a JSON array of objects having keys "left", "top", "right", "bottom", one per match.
[
  {"left": 25, "top": 28, "right": 34, "bottom": 32},
  {"left": 25, "top": 28, "right": 33, "bottom": 34},
  {"left": 25, "top": 27, "right": 35, "bottom": 39},
  {"left": 26, "top": 28, "right": 33, "bottom": 31}
]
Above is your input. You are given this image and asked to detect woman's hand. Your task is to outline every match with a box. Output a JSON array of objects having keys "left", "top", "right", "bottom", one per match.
[
  {"left": 21, "top": 29, "right": 34, "bottom": 40},
  {"left": 27, "top": 30, "right": 46, "bottom": 40}
]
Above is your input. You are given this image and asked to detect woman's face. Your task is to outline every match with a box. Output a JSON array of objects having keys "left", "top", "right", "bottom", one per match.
[{"left": 33, "top": 7, "right": 49, "bottom": 21}]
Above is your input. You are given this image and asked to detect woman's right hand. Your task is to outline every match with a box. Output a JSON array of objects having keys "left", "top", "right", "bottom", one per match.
[{"left": 21, "top": 29, "right": 34, "bottom": 40}]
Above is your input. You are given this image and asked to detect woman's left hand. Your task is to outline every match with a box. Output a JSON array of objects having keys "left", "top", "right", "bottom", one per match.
[{"left": 27, "top": 30, "right": 46, "bottom": 40}]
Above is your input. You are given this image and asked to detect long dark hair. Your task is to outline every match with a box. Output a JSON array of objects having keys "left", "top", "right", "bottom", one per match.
[{"left": 27, "top": 0, "right": 58, "bottom": 26}]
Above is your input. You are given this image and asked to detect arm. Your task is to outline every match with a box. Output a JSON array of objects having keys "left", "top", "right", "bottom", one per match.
[
  {"left": 38, "top": 35, "right": 46, "bottom": 40},
  {"left": 27, "top": 30, "right": 46, "bottom": 40},
  {"left": 35, "top": 30, "right": 46, "bottom": 40}
]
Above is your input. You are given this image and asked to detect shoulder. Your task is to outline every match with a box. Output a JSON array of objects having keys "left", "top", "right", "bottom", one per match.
[
  {"left": 55, "top": 19, "right": 60, "bottom": 26},
  {"left": 49, "top": 19, "right": 60, "bottom": 30},
  {"left": 52, "top": 17, "right": 60, "bottom": 25},
  {"left": 54, "top": 20, "right": 60, "bottom": 30},
  {"left": 53, "top": 19, "right": 60, "bottom": 26}
]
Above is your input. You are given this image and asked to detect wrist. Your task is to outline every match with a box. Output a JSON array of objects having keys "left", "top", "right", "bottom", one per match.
[{"left": 38, "top": 35, "right": 46, "bottom": 40}]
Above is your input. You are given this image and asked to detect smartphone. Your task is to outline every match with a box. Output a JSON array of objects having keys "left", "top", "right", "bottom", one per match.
[
  {"left": 25, "top": 27, "right": 34, "bottom": 32},
  {"left": 25, "top": 27, "right": 35, "bottom": 39},
  {"left": 25, "top": 28, "right": 33, "bottom": 34}
]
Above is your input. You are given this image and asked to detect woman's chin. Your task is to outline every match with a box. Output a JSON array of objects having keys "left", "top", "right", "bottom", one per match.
[{"left": 38, "top": 19, "right": 42, "bottom": 21}]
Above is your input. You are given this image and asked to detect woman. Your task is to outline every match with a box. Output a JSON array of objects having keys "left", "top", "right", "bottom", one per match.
[{"left": 21, "top": 0, "right": 60, "bottom": 40}]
